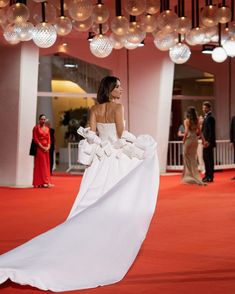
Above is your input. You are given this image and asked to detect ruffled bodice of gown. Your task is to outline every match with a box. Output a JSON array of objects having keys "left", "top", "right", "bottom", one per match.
[{"left": 0, "top": 124, "right": 159, "bottom": 292}]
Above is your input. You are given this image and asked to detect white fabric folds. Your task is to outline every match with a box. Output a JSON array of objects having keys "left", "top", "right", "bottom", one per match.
[
  {"left": 77, "top": 126, "right": 157, "bottom": 166},
  {"left": 0, "top": 123, "right": 159, "bottom": 292}
]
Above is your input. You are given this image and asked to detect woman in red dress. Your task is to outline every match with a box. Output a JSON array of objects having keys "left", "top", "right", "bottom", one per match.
[{"left": 33, "top": 114, "right": 52, "bottom": 188}]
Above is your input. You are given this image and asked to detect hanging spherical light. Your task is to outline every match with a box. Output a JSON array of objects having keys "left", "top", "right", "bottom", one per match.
[
  {"left": 90, "top": 34, "right": 113, "bottom": 58},
  {"left": 13, "top": 21, "right": 35, "bottom": 41},
  {"left": 124, "top": 39, "right": 139, "bottom": 50},
  {"left": 109, "top": 33, "right": 125, "bottom": 49},
  {"left": 201, "top": 5, "right": 219, "bottom": 27},
  {"left": 0, "top": 7, "right": 8, "bottom": 24},
  {"left": 153, "top": 29, "right": 178, "bottom": 51},
  {"left": 68, "top": 0, "right": 93, "bottom": 21},
  {"left": 54, "top": 0, "right": 69, "bottom": 11},
  {"left": 72, "top": 16, "right": 93, "bottom": 32},
  {"left": 126, "top": 21, "right": 146, "bottom": 44},
  {"left": 92, "top": 21, "right": 109, "bottom": 34},
  {"left": 3, "top": 23, "right": 20, "bottom": 44},
  {"left": 33, "top": 22, "right": 57, "bottom": 48},
  {"left": 140, "top": 13, "right": 157, "bottom": 33},
  {"left": 0, "top": 21, "right": 9, "bottom": 31},
  {"left": 210, "top": 34, "right": 218, "bottom": 43},
  {"left": 151, "top": 28, "right": 160, "bottom": 39},
  {"left": 7, "top": 3, "right": 30, "bottom": 24},
  {"left": 92, "top": 3, "right": 109, "bottom": 24},
  {"left": 145, "top": 0, "right": 160, "bottom": 15},
  {"left": 32, "top": 2, "right": 57, "bottom": 24},
  {"left": 217, "top": 6, "right": 231, "bottom": 24},
  {"left": 111, "top": 15, "right": 129, "bottom": 36},
  {"left": 185, "top": 30, "right": 197, "bottom": 45},
  {"left": 211, "top": 46, "right": 227, "bottom": 62},
  {"left": 186, "top": 27, "right": 205, "bottom": 45},
  {"left": 169, "top": 43, "right": 191, "bottom": 64},
  {"left": 222, "top": 27, "right": 230, "bottom": 43},
  {"left": 176, "top": 16, "right": 191, "bottom": 35},
  {"left": 54, "top": 16, "right": 72, "bottom": 36},
  {"left": 222, "top": 36, "right": 235, "bottom": 57},
  {"left": 201, "top": 36, "right": 212, "bottom": 44},
  {"left": 156, "top": 10, "right": 179, "bottom": 33},
  {"left": 0, "top": 0, "right": 9, "bottom": 8},
  {"left": 204, "top": 26, "right": 217, "bottom": 40},
  {"left": 228, "top": 21, "right": 235, "bottom": 36},
  {"left": 210, "top": 26, "right": 229, "bottom": 43},
  {"left": 124, "top": 0, "right": 146, "bottom": 16}
]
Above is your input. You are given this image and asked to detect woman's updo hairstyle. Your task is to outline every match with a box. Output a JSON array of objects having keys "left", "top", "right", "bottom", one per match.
[{"left": 97, "top": 76, "right": 120, "bottom": 104}]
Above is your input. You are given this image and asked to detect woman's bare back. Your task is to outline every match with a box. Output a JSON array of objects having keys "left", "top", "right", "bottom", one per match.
[
  {"left": 89, "top": 102, "right": 124, "bottom": 138},
  {"left": 91, "top": 102, "right": 117, "bottom": 123}
]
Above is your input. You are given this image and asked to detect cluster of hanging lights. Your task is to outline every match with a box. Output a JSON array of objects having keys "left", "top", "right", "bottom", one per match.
[{"left": 0, "top": 0, "right": 235, "bottom": 63}]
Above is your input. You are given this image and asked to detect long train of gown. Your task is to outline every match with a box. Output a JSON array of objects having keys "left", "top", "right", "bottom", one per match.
[{"left": 0, "top": 123, "right": 159, "bottom": 292}]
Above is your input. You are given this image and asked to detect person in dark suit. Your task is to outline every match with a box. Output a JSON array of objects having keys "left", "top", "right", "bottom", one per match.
[
  {"left": 230, "top": 116, "right": 235, "bottom": 163},
  {"left": 201, "top": 101, "right": 216, "bottom": 182},
  {"left": 230, "top": 116, "right": 235, "bottom": 180},
  {"left": 46, "top": 120, "right": 55, "bottom": 175}
]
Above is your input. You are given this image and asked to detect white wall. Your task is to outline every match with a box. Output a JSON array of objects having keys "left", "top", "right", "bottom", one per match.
[
  {"left": 0, "top": 46, "right": 20, "bottom": 185},
  {"left": 0, "top": 43, "right": 39, "bottom": 186}
]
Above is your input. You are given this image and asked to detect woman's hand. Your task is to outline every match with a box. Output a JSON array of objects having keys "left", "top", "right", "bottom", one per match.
[
  {"left": 44, "top": 146, "right": 50, "bottom": 152},
  {"left": 203, "top": 141, "right": 209, "bottom": 148},
  {"left": 39, "top": 144, "right": 49, "bottom": 152}
]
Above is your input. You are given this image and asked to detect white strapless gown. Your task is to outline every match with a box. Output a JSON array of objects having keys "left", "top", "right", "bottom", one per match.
[{"left": 0, "top": 123, "right": 159, "bottom": 292}]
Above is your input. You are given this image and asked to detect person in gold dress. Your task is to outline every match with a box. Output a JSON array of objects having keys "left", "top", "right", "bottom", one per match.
[{"left": 182, "top": 106, "right": 206, "bottom": 186}]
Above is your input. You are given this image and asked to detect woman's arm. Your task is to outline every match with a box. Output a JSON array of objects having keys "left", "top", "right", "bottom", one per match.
[
  {"left": 89, "top": 106, "right": 97, "bottom": 132},
  {"left": 197, "top": 122, "right": 206, "bottom": 145},
  {"left": 177, "top": 126, "right": 184, "bottom": 138},
  {"left": 183, "top": 119, "right": 189, "bottom": 144},
  {"left": 45, "top": 127, "right": 51, "bottom": 151},
  {"left": 115, "top": 104, "right": 124, "bottom": 138}
]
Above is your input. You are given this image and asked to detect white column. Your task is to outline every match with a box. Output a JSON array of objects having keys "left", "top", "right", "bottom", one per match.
[
  {"left": 155, "top": 58, "right": 175, "bottom": 173},
  {"left": 0, "top": 42, "right": 39, "bottom": 187},
  {"left": 37, "top": 56, "right": 53, "bottom": 125},
  {"left": 126, "top": 44, "right": 174, "bottom": 173}
]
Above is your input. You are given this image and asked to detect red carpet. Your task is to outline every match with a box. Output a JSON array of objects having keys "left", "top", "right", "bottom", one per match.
[{"left": 0, "top": 171, "right": 235, "bottom": 294}]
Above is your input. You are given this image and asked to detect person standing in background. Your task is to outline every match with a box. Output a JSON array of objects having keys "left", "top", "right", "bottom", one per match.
[
  {"left": 202, "top": 101, "right": 216, "bottom": 183},
  {"left": 46, "top": 119, "right": 55, "bottom": 175},
  {"left": 33, "top": 114, "right": 52, "bottom": 188},
  {"left": 177, "top": 122, "right": 185, "bottom": 165},
  {"left": 197, "top": 115, "right": 205, "bottom": 173},
  {"left": 182, "top": 106, "right": 206, "bottom": 185},
  {"left": 230, "top": 115, "right": 235, "bottom": 163},
  {"left": 177, "top": 122, "right": 185, "bottom": 139},
  {"left": 230, "top": 115, "right": 235, "bottom": 180}
]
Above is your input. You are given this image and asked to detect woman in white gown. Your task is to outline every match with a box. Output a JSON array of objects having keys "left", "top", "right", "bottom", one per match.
[{"left": 0, "top": 76, "right": 159, "bottom": 292}]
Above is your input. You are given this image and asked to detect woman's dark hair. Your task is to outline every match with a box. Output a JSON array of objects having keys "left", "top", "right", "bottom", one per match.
[
  {"left": 186, "top": 106, "right": 198, "bottom": 127},
  {"left": 97, "top": 76, "right": 120, "bottom": 104},
  {"left": 39, "top": 114, "right": 46, "bottom": 119}
]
